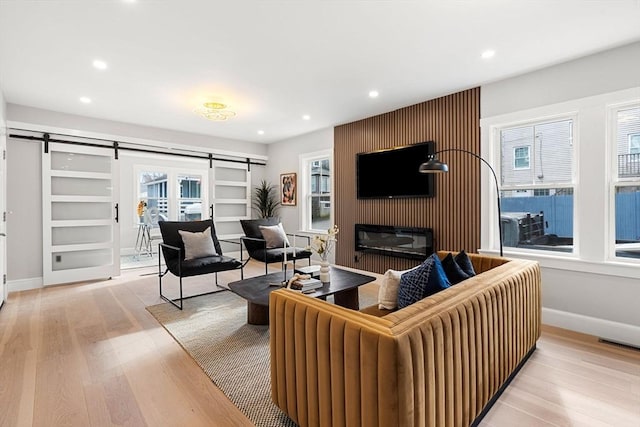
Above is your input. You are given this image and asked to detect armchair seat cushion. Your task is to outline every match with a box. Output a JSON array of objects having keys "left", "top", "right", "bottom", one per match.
[
  {"left": 252, "top": 247, "right": 313, "bottom": 263},
  {"left": 166, "top": 255, "right": 242, "bottom": 278}
]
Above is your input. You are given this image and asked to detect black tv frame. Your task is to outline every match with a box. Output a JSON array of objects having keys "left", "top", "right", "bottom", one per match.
[{"left": 356, "top": 141, "right": 436, "bottom": 199}]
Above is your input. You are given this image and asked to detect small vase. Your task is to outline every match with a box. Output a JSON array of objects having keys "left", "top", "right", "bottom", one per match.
[{"left": 319, "top": 260, "right": 330, "bottom": 283}]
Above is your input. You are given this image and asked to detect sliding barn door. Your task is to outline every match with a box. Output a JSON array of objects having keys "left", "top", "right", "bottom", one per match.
[
  {"left": 42, "top": 143, "right": 120, "bottom": 286},
  {"left": 211, "top": 160, "right": 251, "bottom": 240}
]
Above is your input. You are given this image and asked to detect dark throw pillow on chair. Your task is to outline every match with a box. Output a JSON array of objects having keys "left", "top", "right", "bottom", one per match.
[
  {"left": 397, "top": 253, "right": 451, "bottom": 309},
  {"left": 454, "top": 250, "right": 476, "bottom": 278},
  {"left": 441, "top": 252, "right": 470, "bottom": 285}
]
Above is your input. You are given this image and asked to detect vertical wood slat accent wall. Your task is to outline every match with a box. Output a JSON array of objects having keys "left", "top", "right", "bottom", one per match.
[{"left": 334, "top": 88, "right": 480, "bottom": 274}]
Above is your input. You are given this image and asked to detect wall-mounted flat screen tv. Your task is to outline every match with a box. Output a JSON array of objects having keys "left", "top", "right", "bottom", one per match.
[{"left": 357, "top": 141, "right": 436, "bottom": 199}]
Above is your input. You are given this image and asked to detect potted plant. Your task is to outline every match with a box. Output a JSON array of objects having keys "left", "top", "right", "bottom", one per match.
[{"left": 252, "top": 180, "right": 281, "bottom": 218}]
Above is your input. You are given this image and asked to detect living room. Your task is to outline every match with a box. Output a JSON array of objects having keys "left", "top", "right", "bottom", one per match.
[{"left": 1, "top": 2, "right": 639, "bottom": 426}]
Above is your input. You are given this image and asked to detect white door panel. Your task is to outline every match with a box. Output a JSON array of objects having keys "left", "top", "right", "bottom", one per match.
[{"left": 43, "top": 142, "right": 119, "bottom": 285}]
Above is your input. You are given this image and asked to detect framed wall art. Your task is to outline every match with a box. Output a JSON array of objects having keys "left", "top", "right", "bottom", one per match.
[{"left": 281, "top": 172, "right": 297, "bottom": 206}]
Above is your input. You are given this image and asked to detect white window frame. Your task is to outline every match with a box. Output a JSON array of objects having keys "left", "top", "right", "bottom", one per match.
[
  {"left": 495, "top": 114, "right": 577, "bottom": 255},
  {"left": 608, "top": 102, "right": 640, "bottom": 263},
  {"left": 481, "top": 87, "right": 640, "bottom": 280},
  {"left": 513, "top": 146, "right": 531, "bottom": 170},
  {"left": 299, "top": 149, "right": 333, "bottom": 233},
  {"left": 134, "top": 164, "right": 209, "bottom": 225}
]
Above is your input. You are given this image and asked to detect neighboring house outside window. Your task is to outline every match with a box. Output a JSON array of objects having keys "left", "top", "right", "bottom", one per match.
[
  {"left": 499, "top": 118, "right": 574, "bottom": 252},
  {"left": 612, "top": 106, "right": 640, "bottom": 259},
  {"left": 299, "top": 150, "right": 332, "bottom": 233}
]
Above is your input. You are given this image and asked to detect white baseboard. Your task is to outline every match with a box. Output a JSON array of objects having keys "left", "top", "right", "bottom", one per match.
[
  {"left": 543, "top": 307, "right": 640, "bottom": 348},
  {"left": 8, "top": 277, "right": 43, "bottom": 293}
]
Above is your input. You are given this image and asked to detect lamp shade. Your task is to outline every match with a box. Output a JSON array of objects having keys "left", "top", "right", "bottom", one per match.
[{"left": 418, "top": 157, "right": 449, "bottom": 173}]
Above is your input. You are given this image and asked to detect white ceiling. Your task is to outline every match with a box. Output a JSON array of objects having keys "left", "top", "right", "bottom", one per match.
[{"left": 1, "top": 1, "right": 639, "bottom": 144}]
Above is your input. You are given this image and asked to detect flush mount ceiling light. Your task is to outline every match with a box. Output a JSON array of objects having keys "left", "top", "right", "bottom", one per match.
[
  {"left": 302, "top": 114, "right": 311, "bottom": 120},
  {"left": 194, "top": 102, "right": 236, "bottom": 121},
  {"left": 369, "top": 90, "right": 379, "bottom": 98},
  {"left": 79, "top": 96, "right": 92, "bottom": 104}
]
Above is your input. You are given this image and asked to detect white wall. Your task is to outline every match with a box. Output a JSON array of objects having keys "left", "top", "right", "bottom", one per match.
[
  {"left": 8, "top": 104, "right": 267, "bottom": 158},
  {"left": 0, "top": 85, "right": 7, "bottom": 303},
  {"left": 6, "top": 138, "right": 42, "bottom": 283},
  {"left": 5, "top": 106, "right": 267, "bottom": 288},
  {"left": 482, "top": 41, "right": 640, "bottom": 116},
  {"left": 481, "top": 41, "right": 640, "bottom": 346},
  {"left": 265, "top": 128, "right": 333, "bottom": 233}
]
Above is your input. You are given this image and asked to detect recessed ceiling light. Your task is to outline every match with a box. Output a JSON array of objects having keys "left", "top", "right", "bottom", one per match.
[
  {"left": 481, "top": 50, "right": 496, "bottom": 59},
  {"left": 302, "top": 114, "right": 311, "bottom": 120},
  {"left": 92, "top": 59, "right": 108, "bottom": 70},
  {"left": 369, "top": 90, "right": 379, "bottom": 98},
  {"left": 79, "top": 96, "right": 92, "bottom": 104},
  {"left": 257, "top": 130, "right": 265, "bottom": 135}
]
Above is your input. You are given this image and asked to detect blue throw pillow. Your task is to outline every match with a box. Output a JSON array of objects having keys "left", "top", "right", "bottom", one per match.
[
  {"left": 454, "top": 250, "right": 476, "bottom": 277},
  {"left": 397, "top": 254, "right": 451, "bottom": 309},
  {"left": 441, "top": 252, "right": 470, "bottom": 285}
]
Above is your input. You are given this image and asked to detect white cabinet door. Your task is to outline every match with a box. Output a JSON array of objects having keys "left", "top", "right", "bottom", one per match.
[{"left": 42, "top": 143, "right": 120, "bottom": 286}]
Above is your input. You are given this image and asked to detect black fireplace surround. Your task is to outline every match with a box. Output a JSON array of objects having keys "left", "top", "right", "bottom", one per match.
[{"left": 355, "top": 224, "right": 433, "bottom": 260}]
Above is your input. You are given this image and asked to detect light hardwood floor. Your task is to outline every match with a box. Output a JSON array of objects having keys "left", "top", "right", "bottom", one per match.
[{"left": 1, "top": 261, "right": 639, "bottom": 427}]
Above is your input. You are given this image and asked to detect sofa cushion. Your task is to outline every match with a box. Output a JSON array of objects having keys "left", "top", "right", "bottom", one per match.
[
  {"left": 397, "top": 254, "right": 451, "bottom": 309},
  {"left": 455, "top": 250, "right": 476, "bottom": 277},
  {"left": 259, "top": 223, "right": 290, "bottom": 248},
  {"left": 441, "top": 252, "right": 470, "bottom": 285},
  {"left": 178, "top": 226, "right": 218, "bottom": 260},
  {"left": 378, "top": 266, "right": 418, "bottom": 310}
]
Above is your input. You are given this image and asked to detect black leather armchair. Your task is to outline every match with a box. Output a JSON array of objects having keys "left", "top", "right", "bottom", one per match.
[
  {"left": 158, "top": 219, "right": 242, "bottom": 309},
  {"left": 239, "top": 218, "right": 312, "bottom": 278}
]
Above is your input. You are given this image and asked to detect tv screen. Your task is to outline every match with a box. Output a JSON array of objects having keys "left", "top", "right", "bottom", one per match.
[{"left": 357, "top": 141, "right": 435, "bottom": 199}]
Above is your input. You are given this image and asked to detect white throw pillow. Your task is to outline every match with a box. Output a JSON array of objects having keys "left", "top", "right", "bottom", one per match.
[
  {"left": 259, "top": 223, "right": 291, "bottom": 248},
  {"left": 378, "top": 266, "right": 419, "bottom": 310},
  {"left": 178, "top": 227, "right": 218, "bottom": 260}
]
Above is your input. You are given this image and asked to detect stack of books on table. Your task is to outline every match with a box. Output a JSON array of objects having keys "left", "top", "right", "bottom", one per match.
[
  {"left": 290, "top": 278, "right": 323, "bottom": 292},
  {"left": 294, "top": 265, "right": 321, "bottom": 278}
]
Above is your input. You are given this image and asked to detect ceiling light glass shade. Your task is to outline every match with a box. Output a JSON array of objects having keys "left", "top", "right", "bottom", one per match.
[
  {"left": 194, "top": 102, "right": 236, "bottom": 121},
  {"left": 418, "top": 156, "right": 449, "bottom": 173}
]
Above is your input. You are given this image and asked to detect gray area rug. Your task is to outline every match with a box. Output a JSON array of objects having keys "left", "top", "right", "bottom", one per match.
[
  {"left": 147, "top": 290, "right": 296, "bottom": 426},
  {"left": 146, "top": 283, "right": 379, "bottom": 426}
]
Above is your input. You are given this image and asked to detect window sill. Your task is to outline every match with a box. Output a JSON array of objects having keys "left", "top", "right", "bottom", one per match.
[{"left": 479, "top": 248, "right": 640, "bottom": 280}]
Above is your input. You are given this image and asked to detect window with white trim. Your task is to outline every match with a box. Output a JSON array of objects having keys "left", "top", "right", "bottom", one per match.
[
  {"left": 612, "top": 105, "right": 640, "bottom": 259},
  {"left": 137, "top": 168, "right": 206, "bottom": 224},
  {"left": 513, "top": 146, "right": 530, "bottom": 169},
  {"left": 499, "top": 118, "right": 575, "bottom": 253},
  {"left": 299, "top": 150, "right": 332, "bottom": 232},
  {"left": 629, "top": 134, "right": 640, "bottom": 155}
]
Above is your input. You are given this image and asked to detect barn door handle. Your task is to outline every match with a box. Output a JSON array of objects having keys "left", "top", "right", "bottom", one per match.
[
  {"left": 115, "top": 203, "right": 119, "bottom": 223},
  {"left": 210, "top": 204, "right": 214, "bottom": 218}
]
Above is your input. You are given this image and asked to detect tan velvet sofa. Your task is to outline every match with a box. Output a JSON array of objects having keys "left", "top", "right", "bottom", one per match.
[{"left": 269, "top": 252, "right": 541, "bottom": 427}]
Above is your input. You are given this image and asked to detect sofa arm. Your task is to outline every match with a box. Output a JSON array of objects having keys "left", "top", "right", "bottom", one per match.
[{"left": 270, "top": 289, "right": 401, "bottom": 427}]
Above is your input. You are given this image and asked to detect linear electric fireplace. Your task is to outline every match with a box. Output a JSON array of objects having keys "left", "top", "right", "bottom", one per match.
[{"left": 355, "top": 224, "right": 433, "bottom": 260}]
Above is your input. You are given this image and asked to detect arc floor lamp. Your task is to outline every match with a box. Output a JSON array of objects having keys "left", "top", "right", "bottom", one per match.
[{"left": 419, "top": 148, "right": 504, "bottom": 257}]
